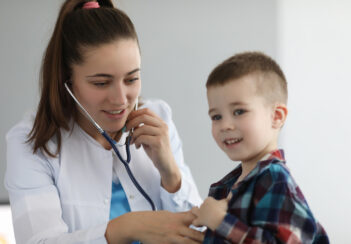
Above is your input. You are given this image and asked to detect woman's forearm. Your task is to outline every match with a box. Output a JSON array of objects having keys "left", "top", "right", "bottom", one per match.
[
  {"left": 105, "top": 210, "right": 204, "bottom": 244},
  {"left": 105, "top": 212, "right": 135, "bottom": 244},
  {"left": 159, "top": 157, "right": 182, "bottom": 193}
]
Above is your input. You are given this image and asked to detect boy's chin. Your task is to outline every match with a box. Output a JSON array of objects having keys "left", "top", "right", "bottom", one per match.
[
  {"left": 225, "top": 151, "right": 254, "bottom": 163},
  {"left": 225, "top": 153, "right": 243, "bottom": 162}
]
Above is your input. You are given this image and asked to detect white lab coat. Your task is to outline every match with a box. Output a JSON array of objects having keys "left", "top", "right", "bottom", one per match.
[{"left": 5, "top": 99, "right": 202, "bottom": 244}]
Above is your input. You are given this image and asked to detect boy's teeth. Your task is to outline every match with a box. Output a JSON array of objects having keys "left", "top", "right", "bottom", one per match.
[{"left": 225, "top": 138, "right": 242, "bottom": 144}]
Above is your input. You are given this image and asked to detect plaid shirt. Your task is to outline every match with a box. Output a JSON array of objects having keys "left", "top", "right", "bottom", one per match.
[{"left": 203, "top": 149, "right": 329, "bottom": 244}]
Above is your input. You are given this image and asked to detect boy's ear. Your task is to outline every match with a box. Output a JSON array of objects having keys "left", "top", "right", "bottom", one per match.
[{"left": 272, "top": 103, "right": 288, "bottom": 129}]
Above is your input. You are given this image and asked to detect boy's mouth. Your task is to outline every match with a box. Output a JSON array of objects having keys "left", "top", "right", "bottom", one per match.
[{"left": 223, "top": 138, "right": 243, "bottom": 145}]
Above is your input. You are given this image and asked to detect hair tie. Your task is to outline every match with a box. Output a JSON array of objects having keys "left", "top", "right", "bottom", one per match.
[{"left": 83, "top": 1, "right": 100, "bottom": 9}]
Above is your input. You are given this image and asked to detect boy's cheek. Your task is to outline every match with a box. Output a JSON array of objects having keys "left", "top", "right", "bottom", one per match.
[
  {"left": 212, "top": 130, "right": 222, "bottom": 146},
  {"left": 211, "top": 125, "right": 217, "bottom": 140}
]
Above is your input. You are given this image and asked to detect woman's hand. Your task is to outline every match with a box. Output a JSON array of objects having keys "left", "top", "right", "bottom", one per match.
[
  {"left": 191, "top": 195, "right": 230, "bottom": 231},
  {"left": 126, "top": 108, "right": 181, "bottom": 193},
  {"left": 106, "top": 210, "right": 204, "bottom": 244}
]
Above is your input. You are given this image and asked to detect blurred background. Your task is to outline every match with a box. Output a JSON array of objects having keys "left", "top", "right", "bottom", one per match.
[{"left": 1, "top": 0, "right": 350, "bottom": 243}]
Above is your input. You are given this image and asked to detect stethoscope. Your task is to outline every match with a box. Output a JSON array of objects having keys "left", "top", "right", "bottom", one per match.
[{"left": 65, "top": 82, "right": 156, "bottom": 211}]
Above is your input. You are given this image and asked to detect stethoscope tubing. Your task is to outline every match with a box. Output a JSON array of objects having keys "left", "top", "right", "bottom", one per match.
[
  {"left": 101, "top": 131, "right": 156, "bottom": 211},
  {"left": 65, "top": 82, "right": 156, "bottom": 211}
]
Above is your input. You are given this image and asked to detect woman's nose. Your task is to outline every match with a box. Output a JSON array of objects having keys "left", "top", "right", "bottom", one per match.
[{"left": 108, "top": 82, "right": 127, "bottom": 105}]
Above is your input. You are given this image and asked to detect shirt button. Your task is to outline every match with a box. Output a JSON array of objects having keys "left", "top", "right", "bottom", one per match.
[
  {"left": 104, "top": 198, "right": 109, "bottom": 204},
  {"left": 129, "top": 195, "right": 134, "bottom": 200}
]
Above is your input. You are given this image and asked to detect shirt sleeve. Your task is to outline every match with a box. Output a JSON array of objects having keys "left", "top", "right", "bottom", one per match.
[
  {"left": 5, "top": 121, "right": 108, "bottom": 244},
  {"left": 214, "top": 165, "right": 327, "bottom": 243},
  {"left": 144, "top": 99, "right": 202, "bottom": 211}
]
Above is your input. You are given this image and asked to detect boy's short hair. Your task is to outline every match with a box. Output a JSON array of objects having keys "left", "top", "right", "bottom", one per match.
[{"left": 206, "top": 51, "right": 288, "bottom": 105}]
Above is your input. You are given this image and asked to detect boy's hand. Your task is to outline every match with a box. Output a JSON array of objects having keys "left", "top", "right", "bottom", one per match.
[{"left": 191, "top": 194, "right": 231, "bottom": 231}]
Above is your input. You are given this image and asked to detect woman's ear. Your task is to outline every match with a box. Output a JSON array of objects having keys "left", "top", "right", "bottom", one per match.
[{"left": 272, "top": 103, "right": 288, "bottom": 129}]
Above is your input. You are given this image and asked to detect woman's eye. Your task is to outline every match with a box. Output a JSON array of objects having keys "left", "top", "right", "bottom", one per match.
[
  {"left": 126, "top": 77, "right": 139, "bottom": 83},
  {"left": 93, "top": 81, "right": 108, "bottom": 87},
  {"left": 233, "top": 109, "right": 245, "bottom": 116},
  {"left": 211, "top": 114, "right": 222, "bottom": 121}
]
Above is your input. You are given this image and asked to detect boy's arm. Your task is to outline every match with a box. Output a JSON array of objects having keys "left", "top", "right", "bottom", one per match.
[{"left": 213, "top": 168, "right": 329, "bottom": 243}]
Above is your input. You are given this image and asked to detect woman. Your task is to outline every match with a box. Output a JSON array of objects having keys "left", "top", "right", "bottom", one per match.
[{"left": 5, "top": 0, "right": 203, "bottom": 243}]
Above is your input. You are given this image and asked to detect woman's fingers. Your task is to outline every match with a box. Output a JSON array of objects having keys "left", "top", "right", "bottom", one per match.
[
  {"left": 172, "top": 233, "right": 204, "bottom": 244},
  {"left": 126, "top": 108, "right": 164, "bottom": 131},
  {"left": 131, "top": 125, "right": 161, "bottom": 144},
  {"left": 135, "top": 211, "right": 204, "bottom": 244},
  {"left": 126, "top": 108, "right": 169, "bottom": 147},
  {"left": 178, "top": 211, "right": 204, "bottom": 242},
  {"left": 180, "top": 210, "right": 197, "bottom": 225},
  {"left": 190, "top": 207, "right": 202, "bottom": 227},
  {"left": 181, "top": 228, "right": 204, "bottom": 243},
  {"left": 133, "top": 135, "right": 157, "bottom": 149},
  {"left": 128, "top": 114, "right": 161, "bottom": 131},
  {"left": 128, "top": 107, "right": 158, "bottom": 120}
]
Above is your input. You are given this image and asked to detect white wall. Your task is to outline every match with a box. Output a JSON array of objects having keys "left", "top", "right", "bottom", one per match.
[{"left": 278, "top": 1, "right": 351, "bottom": 243}]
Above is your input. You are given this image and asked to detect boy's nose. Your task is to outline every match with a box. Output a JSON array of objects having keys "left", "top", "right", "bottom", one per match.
[{"left": 220, "top": 119, "right": 236, "bottom": 131}]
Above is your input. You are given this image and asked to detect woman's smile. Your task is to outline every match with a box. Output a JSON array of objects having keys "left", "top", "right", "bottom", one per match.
[{"left": 102, "top": 108, "right": 127, "bottom": 119}]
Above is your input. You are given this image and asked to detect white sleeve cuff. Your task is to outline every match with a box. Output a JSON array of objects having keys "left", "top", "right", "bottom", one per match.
[{"left": 160, "top": 174, "right": 202, "bottom": 212}]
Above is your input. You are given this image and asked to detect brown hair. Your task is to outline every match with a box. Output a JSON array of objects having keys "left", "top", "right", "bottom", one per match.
[
  {"left": 28, "top": 0, "right": 139, "bottom": 157},
  {"left": 206, "top": 51, "right": 288, "bottom": 105}
]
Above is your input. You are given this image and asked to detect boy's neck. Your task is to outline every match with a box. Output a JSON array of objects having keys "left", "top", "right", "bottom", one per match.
[
  {"left": 238, "top": 147, "right": 278, "bottom": 183},
  {"left": 237, "top": 161, "right": 257, "bottom": 183}
]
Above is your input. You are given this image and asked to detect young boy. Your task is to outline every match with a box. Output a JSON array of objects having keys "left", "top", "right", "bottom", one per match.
[{"left": 191, "top": 52, "right": 329, "bottom": 243}]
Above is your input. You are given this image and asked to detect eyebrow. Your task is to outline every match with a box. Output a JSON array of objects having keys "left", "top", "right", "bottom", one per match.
[
  {"left": 86, "top": 68, "right": 140, "bottom": 78},
  {"left": 126, "top": 68, "right": 140, "bottom": 76},
  {"left": 86, "top": 73, "right": 113, "bottom": 78},
  {"left": 208, "top": 102, "right": 246, "bottom": 115}
]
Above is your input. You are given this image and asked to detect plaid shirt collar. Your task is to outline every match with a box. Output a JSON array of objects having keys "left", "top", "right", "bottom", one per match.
[{"left": 210, "top": 149, "right": 285, "bottom": 189}]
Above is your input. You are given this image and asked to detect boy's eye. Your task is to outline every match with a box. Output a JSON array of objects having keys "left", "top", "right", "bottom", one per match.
[
  {"left": 211, "top": 114, "right": 222, "bottom": 121},
  {"left": 233, "top": 109, "right": 246, "bottom": 116}
]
